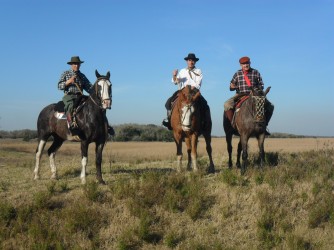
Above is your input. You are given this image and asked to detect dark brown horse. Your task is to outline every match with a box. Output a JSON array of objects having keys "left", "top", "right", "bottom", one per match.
[
  {"left": 223, "top": 86, "right": 271, "bottom": 174},
  {"left": 34, "top": 70, "right": 112, "bottom": 184},
  {"left": 171, "top": 86, "right": 215, "bottom": 173}
]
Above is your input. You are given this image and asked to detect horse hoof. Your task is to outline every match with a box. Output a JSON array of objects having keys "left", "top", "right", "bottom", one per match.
[
  {"left": 34, "top": 175, "right": 40, "bottom": 180},
  {"left": 50, "top": 175, "right": 57, "bottom": 180},
  {"left": 207, "top": 167, "right": 215, "bottom": 174},
  {"left": 98, "top": 180, "right": 106, "bottom": 185}
]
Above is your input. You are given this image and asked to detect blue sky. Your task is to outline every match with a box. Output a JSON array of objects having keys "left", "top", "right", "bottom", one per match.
[{"left": 0, "top": 0, "right": 333, "bottom": 136}]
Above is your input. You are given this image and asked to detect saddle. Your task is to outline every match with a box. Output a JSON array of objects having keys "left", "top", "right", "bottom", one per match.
[
  {"left": 54, "top": 95, "right": 88, "bottom": 119},
  {"left": 235, "top": 95, "right": 249, "bottom": 109}
]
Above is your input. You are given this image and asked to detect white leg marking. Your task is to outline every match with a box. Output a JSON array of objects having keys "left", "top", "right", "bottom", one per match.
[
  {"left": 34, "top": 140, "right": 46, "bottom": 180},
  {"left": 49, "top": 152, "right": 57, "bottom": 179},
  {"left": 81, "top": 156, "right": 88, "bottom": 184},
  {"left": 177, "top": 155, "right": 182, "bottom": 172},
  {"left": 191, "top": 154, "right": 198, "bottom": 171}
]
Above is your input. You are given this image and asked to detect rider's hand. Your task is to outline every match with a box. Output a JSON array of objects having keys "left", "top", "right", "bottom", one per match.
[
  {"left": 66, "top": 76, "right": 76, "bottom": 86},
  {"left": 173, "top": 69, "right": 178, "bottom": 77},
  {"left": 230, "top": 83, "right": 237, "bottom": 89}
]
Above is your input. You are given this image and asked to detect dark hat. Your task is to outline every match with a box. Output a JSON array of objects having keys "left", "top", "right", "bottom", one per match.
[
  {"left": 184, "top": 53, "right": 199, "bottom": 62},
  {"left": 67, "top": 56, "right": 84, "bottom": 65},
  {"left": 239, "top": 56, "right": 250, "bottom": 64}
]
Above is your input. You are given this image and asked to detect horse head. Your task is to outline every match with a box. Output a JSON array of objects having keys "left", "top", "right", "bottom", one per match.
[
  {"left": 251, "top": 86, "right": 271, "bottom": 97},
  {"left": 250, "top": 86, "right": 271, "bottom": 122},
  {"left": 179, "top": 85, "right": 201, "bottom": 131},
  {"left": 93, "top": 70, "right": 112, "bottom": 109}
]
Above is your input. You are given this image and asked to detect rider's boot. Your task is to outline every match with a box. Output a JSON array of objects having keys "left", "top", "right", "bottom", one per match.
[
  {"left": 225, "top": 109, "right": 234, "bottom": 125},
  {"left": 66, "top": 113, "right": 74, "bottom": 129},
  {"left": 265, "top": 107, "right": 273, "bottom": 136},
  {"left": 162, "top": 110, "right": 172, "bottom": 130},
  {"left": 107, "top": 125, "right": 115, "bottom": 136},
  {"left": 66, "top": 113, "right": 79, "bottom": 134}
]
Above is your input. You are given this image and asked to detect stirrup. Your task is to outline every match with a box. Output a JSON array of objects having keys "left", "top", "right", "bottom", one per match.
[
  {"left": 162, "top": 119, "right": 172, "bottom": 130},
  {"left": 108, "top": 126, "right": 115, "bottom": 136},
  {"left": 265, "top": 128, "right": 271, "bottom": 136}
]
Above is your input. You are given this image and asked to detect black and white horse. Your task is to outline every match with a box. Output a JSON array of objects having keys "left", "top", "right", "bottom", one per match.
[{"left": 34, "top": 70, "right": 112, "bottom": 184}]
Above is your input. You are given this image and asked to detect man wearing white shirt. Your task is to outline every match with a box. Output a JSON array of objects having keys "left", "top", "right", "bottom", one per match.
[{"left": 163, "top": 53, "right": 208, "bottom": 129}]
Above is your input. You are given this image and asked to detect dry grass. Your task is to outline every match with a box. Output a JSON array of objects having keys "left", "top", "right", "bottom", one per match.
[{"left": 0, "top": 137, "right": 333, "bottom": 249}]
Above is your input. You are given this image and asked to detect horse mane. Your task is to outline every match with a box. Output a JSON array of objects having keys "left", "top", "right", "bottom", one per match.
[{"left": 178, "top": 85, "right": 201, "bottom": 103}]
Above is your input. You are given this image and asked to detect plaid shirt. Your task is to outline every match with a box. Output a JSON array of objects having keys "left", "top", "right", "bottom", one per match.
[
  {"left": 231, "top": 68, "right": 264, "bottom": 94},
  {"left": 58, "top": 69, "right": 92, "bottom": 94}
]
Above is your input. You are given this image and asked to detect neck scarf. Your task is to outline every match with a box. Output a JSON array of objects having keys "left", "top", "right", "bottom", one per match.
[{"left": 243, "top": 70, "right": 252, "bottom": 87}]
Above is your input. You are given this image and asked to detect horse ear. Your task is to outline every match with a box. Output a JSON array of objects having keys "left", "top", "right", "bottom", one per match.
[
  {"left": 106, "top": 71, "right": 110, "bottom": 79},
  {"left": 95, "top": 70, "right": 101, "bottom": 78}
]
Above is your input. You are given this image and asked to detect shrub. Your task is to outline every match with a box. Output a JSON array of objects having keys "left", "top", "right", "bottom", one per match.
[
  {"left": 287, "top": 234, "right": 313, "bottom": 250},
  {"left": 220, "top": 169, "right": 238, "bottom": 186},
  {"left": 308, "top": 191, "right": 334, "bottom": 228},
  {"left": 33, "top": 191, "right": 52, "bottom": 209},
  {"left": 164, "top": 231, "right": 182, "bottom": 248},
  {"left": 83, "top": 181, "right": 105, "bottom": 202},
  {"left": 0, "top": 200, "right": 16, "bottom": 226}
]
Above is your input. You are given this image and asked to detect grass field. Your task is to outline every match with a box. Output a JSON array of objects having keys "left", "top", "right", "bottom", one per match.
[{"left": 1, "top": 137, "right": 334, "bottom": 249}]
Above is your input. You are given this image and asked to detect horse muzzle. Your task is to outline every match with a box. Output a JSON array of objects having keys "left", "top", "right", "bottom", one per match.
[{"left": 102, "top": 99, "right": 112, "bottom": 109}]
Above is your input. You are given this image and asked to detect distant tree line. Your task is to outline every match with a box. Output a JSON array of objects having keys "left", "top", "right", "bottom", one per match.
[
  {"left": 0, "top": 129, "right": 37, "bottom": 141},
  {"left": 0, "top": 128, "right": 324, "bottom": 141},
  {"left": 113, "top": 124, "right": 174, "bottom": 142},
  {"left": 0, "top": 124, "right": 174, "bottom": 142},
  {"left": 269, "top": 133, "right": 308, "bottom": 138}
]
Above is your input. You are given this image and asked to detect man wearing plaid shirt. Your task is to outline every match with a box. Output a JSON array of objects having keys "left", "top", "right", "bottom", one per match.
[
  {"left": 58, "top": 56, "right": 92, "bottom": 130},
  {"left": 224, "top": 56, "right": 274, "bottom": 133}
]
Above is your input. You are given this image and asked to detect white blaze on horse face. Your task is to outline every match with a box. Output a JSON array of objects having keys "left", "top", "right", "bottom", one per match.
[
  {"left": 181, "top": 104, "right": 194, "bottom": 131},
  {"left": 98, "top": 79, "right": 112, "bottom": 109}
]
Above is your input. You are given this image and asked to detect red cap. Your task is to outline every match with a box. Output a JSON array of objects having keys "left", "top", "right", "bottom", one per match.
[{"left": 239, "top": 56, "right": 250, "bottom": 64}]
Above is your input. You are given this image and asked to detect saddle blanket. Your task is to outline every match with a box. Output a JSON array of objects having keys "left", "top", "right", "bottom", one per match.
[{"left": 54, "top": 112, "right": 66, "bottom": 119}]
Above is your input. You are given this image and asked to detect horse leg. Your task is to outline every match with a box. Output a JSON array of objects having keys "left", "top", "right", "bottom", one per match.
[
  {"left": 80, "top": 141, "right": 89, "bottom": 184},
  {"left": 240, "top": 135, "right": 249, "bottom": 175},
  {"left": 204, "top": 133, "right": 215, "bottom": 173},
  {"left": 47, "top": 136, "right": 64, "bottom": 180},
  {"left": 190, "top": 135, "right": 198, "bottom": 172},
  {"left": 95, "top": 142, "right": 106, "bottom": 184},
  {"left": 185, "top": 137, "right": 192, "bottom": 171},
  {"left": 225, "top": 133, "right": 233, "bottom": 169},
  {"left": 174, "top": 132, "right": 183, "bottom": 172},
  {"left": 257, "top": 133, "right": 266, "bottom": 168},
  {"left": 236, "top": 140, "right": 242, "bottom": 169},
  {"left": 34, "top": 139, "right": 47, "bottom": 180}
]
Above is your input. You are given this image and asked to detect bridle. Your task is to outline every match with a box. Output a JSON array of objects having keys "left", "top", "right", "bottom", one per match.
[
  {"left": 89, "top": 77, "right": 112, "bottom": 109},
  {"left": 247, "top": 89, "right": 266, "bottom": 122},
  {"left": 178, "top": 87, "right": 199, "bottom": 130}
]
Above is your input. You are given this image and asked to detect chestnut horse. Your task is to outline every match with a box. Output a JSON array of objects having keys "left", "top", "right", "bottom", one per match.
[
  {"left": 223, "top": 86, "right": 271, "bottom": 174},
  {"left": 171, "top": 85, "right": 215, "bottom": 173},
  {"left": 34, "top": 70, "right": 112, "bottom": 184}
]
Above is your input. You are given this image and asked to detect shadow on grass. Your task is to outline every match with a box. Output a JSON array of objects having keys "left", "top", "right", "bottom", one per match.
[{"left": 110, "top": 167, "right": 174, "bottom": 175}]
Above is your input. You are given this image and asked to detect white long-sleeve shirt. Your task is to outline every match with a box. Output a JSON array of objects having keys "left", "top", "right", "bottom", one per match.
[{"left": 172, "top": 67, "right": 203, "bottom": 90}]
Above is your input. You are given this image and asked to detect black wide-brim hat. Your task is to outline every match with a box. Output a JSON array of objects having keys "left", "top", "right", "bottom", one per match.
[
  {"left": 184, "top": 53, "right": 199, "bottom": 62},
  {"left": 67, "top": 56, "right": 84, "bottom": 65}
]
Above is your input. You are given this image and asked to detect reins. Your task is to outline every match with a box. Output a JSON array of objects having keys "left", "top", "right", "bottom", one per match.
[{"left": 76, "top": 78, "right": 110, "bottom": 113}]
